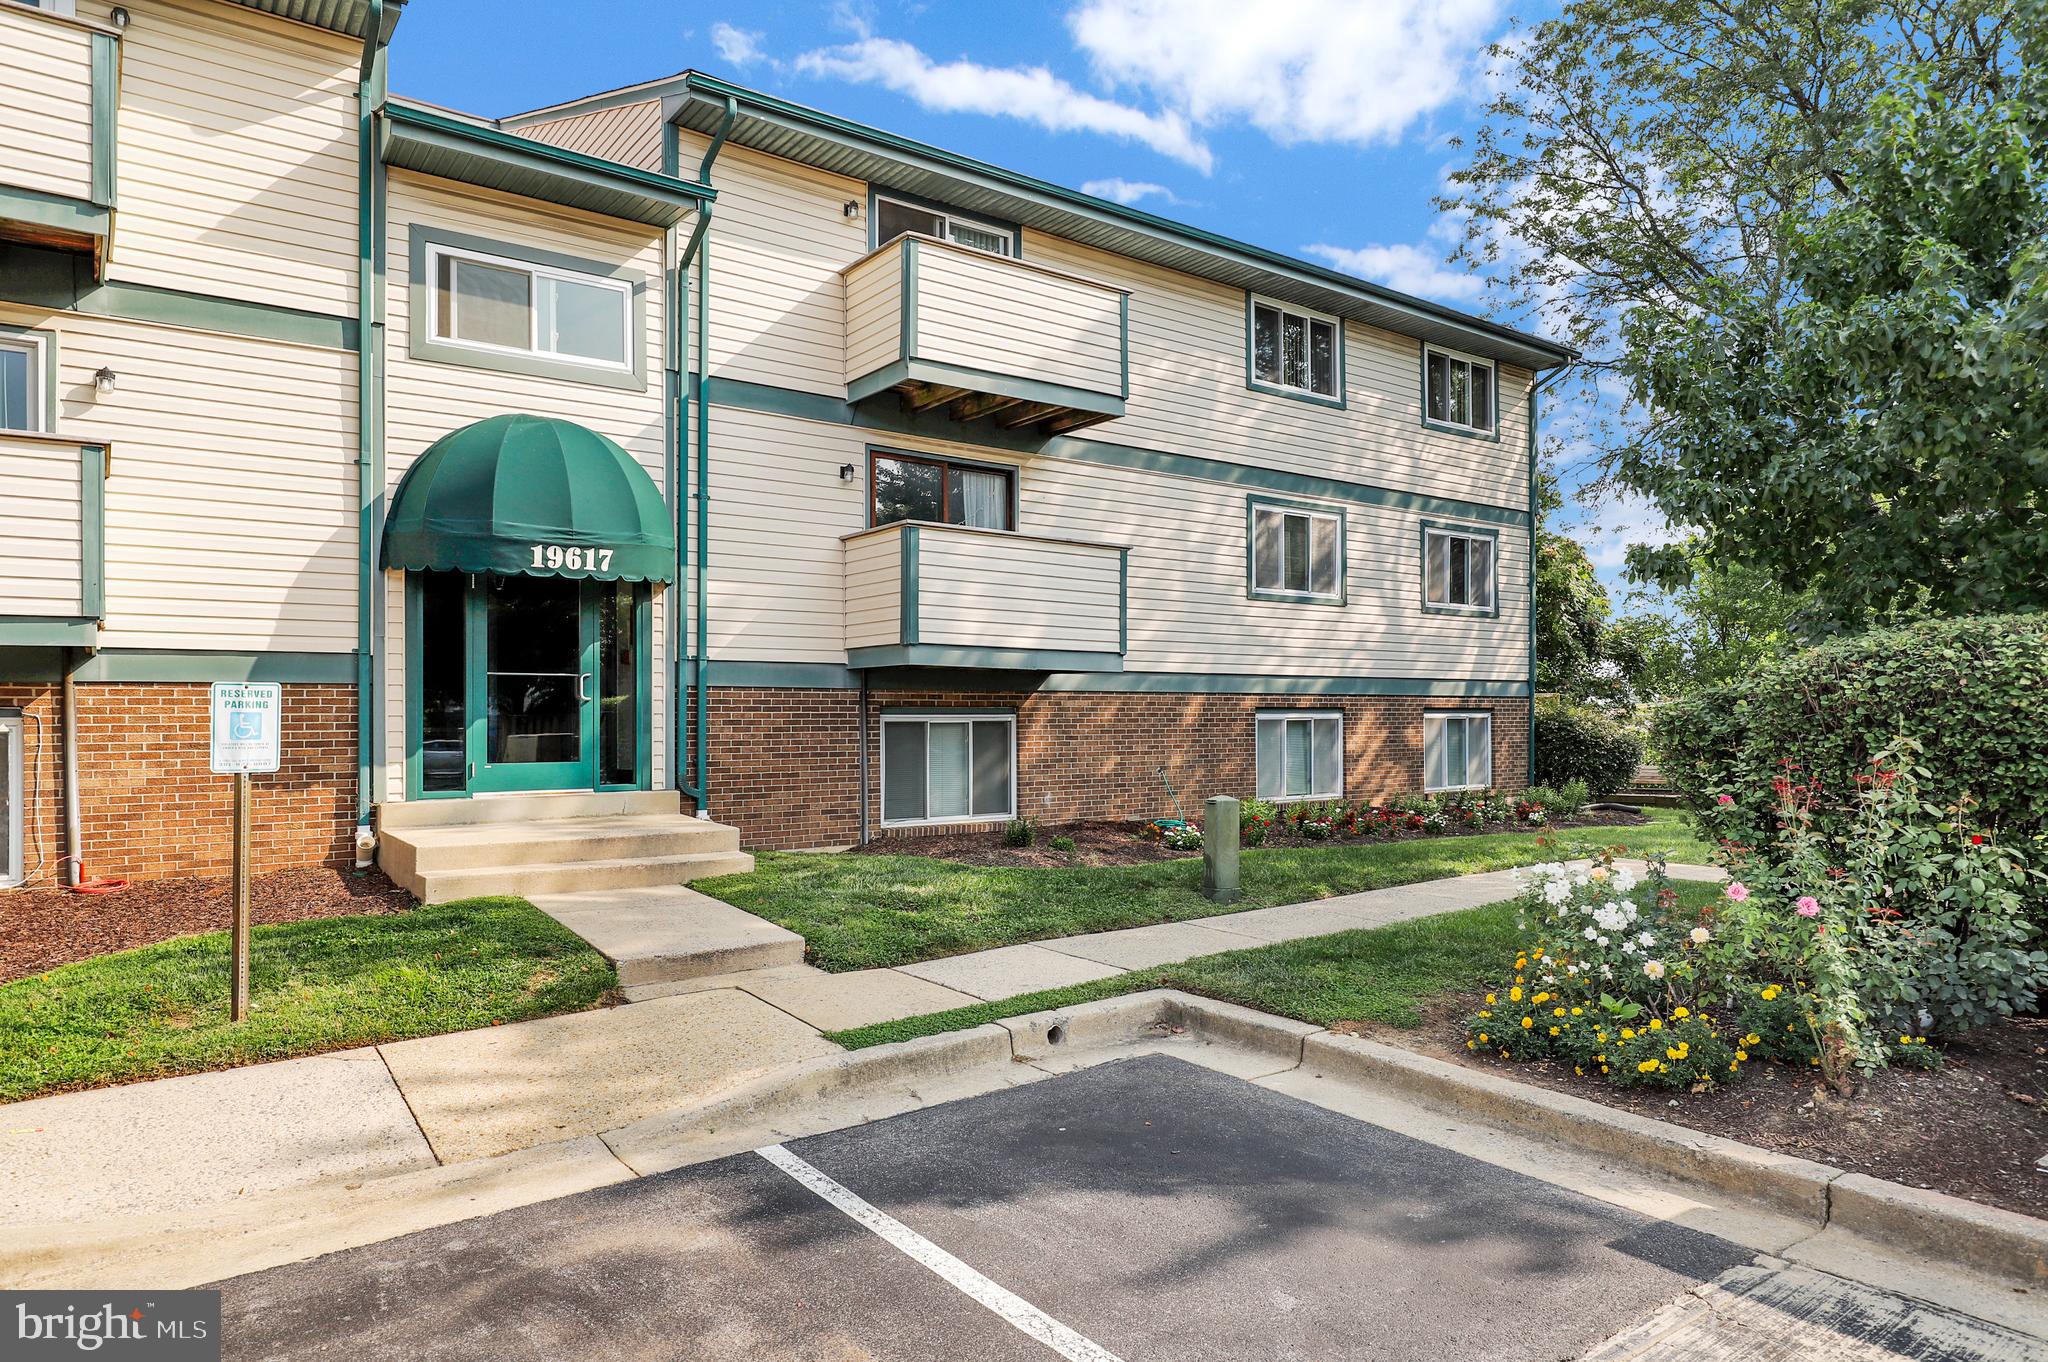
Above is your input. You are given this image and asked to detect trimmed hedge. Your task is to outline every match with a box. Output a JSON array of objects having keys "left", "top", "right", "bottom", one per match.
[
  {"left": 1532, "top": 699, "right": 1643, "bottom": 797},
  {"left": 1652, "top": 613, "right": 2048, "bottom": 854}
]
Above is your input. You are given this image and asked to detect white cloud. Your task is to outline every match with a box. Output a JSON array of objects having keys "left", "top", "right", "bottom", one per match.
[
  {"left": 1068, "top": 0, "right": 1508, "bottom": 148},
  {"left": 1568, "top": 492, "right": 1684, "bottom": 572},
  {"left": 1301, "top": 241, "right": 1485, "bottom": 303},
  {"left": 709, "top": 23, "right": 768, "bottom": 68},
  {"left": 1080, "top": 177, "right": 1182, "bottom": 206},
  {"left": 794, "top": 38, "right": 1215, "bottom": 171}
]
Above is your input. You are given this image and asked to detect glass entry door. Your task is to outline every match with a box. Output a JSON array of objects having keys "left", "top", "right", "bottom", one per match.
[{"left": 410, "top": 571, "right": 645, "bottom": 797}]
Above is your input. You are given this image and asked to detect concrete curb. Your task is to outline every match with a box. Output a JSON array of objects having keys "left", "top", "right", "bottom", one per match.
[
  {"left": 1300, "top": 1031, "right": 1839, "bottom": 1222},
  {"left": 1829, "top": 1172, "right": 2048, "bottom": 1287}
]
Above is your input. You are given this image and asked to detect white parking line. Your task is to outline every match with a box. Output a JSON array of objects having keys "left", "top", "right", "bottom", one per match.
[{"left": 756, "top": 1143, "right": 1124, "bottom": 1362}]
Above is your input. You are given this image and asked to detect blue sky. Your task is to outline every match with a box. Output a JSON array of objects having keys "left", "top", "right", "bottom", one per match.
[{"left": 391, "top": 0, "right": 1660, "bottom": 601}]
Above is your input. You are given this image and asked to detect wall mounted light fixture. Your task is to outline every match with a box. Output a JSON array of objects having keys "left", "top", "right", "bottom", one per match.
[
  {"left": 92, "top": 366, "right": 117, "bottom": 394},
  {"left": 839, "top": 464, "right": 856, "bottom": 481},
  {"left": 842, "top": 200, "right": 861, "bottom": 219}
]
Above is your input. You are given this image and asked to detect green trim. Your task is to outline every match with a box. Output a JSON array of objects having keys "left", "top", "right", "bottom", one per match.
[
  {"left": 1244, "top": 294, "right": 1346, "bottom": 410},
  {"left": 1119, "top": 292, "right": 1130, "bottom": 402},
  {"left": 848, "top": 645, "right": 1125, "bottom": 673},
  {"left": 380, "top": 103, "right": 713, "bottom": 227},
  {"left": 356, "top": 6, "right": 389, "bottom": 826},
  {"left": 899, "top": 236, "right": 919, "bottom": 360},
  {"left": 674, "top": 658, "right": 1530, "bottom": 697},
  {"left": 80, "top": 443, "right": 106, "bottom": 619},
  {"left": 898, "top": 524, "right": 921, "bottom": 646},
  {"left": 0, "top": 323, "right": 58, "bottom": 434},
  {"left": 1118, "top": 547, "right": 1129, "bottom": 655},
  {"left": 77, "top": 649, "right": 358, "bottom": 683},
  {"left": 1420, "top": 344, "right": 1502, "bottom": 443},
  {"left": 879, "top": 705, "right": 1015, "bottom": 718},
  {"left": 0, "top": 247, "right": 358, "bottom": 349},
  {"left": 90, "top": 32, "right": 118, "bottom": 209},
  {"left": 404, "top": 224, "right": 649, "bottom": 391},
  {"left": 0, "top": 185, "right": 110, "bottom": 240},
  {"left": 0, "top": 618, "right": 96, "bottom": 648},
  {"left": 1244, "top": 494, "right": 1348, "bottom": 607},
  {"left": 683, "top": 658, "right": 854, "bottom": 689},
  {"left": 849, "top": 357, "right": 1126, "bottom": 420},
  {"left": 1418, "top": 518, "right": 1503, "bottom": 620}
]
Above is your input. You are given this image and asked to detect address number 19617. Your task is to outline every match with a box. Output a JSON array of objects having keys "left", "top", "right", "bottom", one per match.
[{"left": 528, "top": 544, "right": 615, "bottom": 572}]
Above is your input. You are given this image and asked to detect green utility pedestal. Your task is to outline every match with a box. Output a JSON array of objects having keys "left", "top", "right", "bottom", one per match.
[{"left": 1203, "top": 795, "right": 1241, "bottom": 903}]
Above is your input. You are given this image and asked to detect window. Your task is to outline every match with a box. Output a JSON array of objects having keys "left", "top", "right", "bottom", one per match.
[
  {"left": 1423, "top": 524, "right": 1496, "bottom": 613},
  {"left": 428, "top": 243, "right": 632, "bottom": 370},
  {"left": 1, "top": 711, "right": 21, "bottom": 889},
  {"left": 1249, "top": 297, "right": 1340, "bottom": 401},
  {"left": 870, "top": 452, "right": 1014, "bottom": 530},
  {"left": 0, "top": 333, "right": 47, "bottom": 433},
  {"left": 874, "top": 195, "right": 1013, "bottom": 257},
  {"left": 1425, "top": 712, "right": 1493, "bottom": 792},
  {"left": 1256, "top": 711, "right": 1343, "bottom": 801},
  {"left": 1249, "top": 500, "right": 1343, "bottom": 603},
  {"left": 1424, "top": 345, "right": 1495, "bottom": 434},
  {"left": 881, "top": 715, "right": 1015, "bottom": 824}
]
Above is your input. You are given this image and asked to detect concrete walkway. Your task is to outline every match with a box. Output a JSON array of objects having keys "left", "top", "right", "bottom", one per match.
[{"left": 0, "top": 858, "right": 1722, "bottom": 1241}]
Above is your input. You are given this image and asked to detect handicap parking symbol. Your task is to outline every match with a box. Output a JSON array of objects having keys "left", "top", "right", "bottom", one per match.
[{"left": 230, "top": 711, "right": 264, "bottom": 743}]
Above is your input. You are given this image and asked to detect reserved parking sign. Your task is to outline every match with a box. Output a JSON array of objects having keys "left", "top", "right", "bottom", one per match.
[{"left": 209, "top": 683, "right": 281, "bottom": 774}]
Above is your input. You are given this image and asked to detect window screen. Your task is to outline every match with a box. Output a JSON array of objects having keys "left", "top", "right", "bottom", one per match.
[
  {"left": 1251, "top": 504, "right": 1342, "bottom": 600},
  {"left": 1424, "top": 713, "right": 1493, "bottom": 791},
  {"left": 1254, "top": 713, "right": 1343, "bottom": 800},
  {"left": 881, "top": 716, "right": 1016, "bottom": 824}
]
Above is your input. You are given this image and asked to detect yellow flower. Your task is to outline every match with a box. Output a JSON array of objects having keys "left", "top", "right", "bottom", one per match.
[
  {"left": 1637, "top": 1059, "right": 1658, "bottom": 1072},
  {"left": 1620, "top": 1027, "right": 1635, "bottom": 1040},
  {"left": 1666, "top": 1047, "right": 1682, "bottom": 1060},
  {"left": 1899, "top": 1035, "right": 1912, "bottom": 1045},
  {"left": 1553, "top": 1007, "right": 1566, "bottom": 1017},
  {"left": 1761, "top": 986, "right": 1780, "bottom": 1001},
  {"left": 1736, "top": 1050, "right": 1749, "bottom": 1061},
  {"left": 1648, "top": 1018, "right": 1663, "bottom": 1031},
  {"left": 1509, "top": 987, "right": 1523, "bottom": 1002},
  {"left": 1485, "top": 993, "right": 1497, "bottom": 1005},
  {"left": 1521, "top": 1017, "right": 1534, "bottom": 1029},
  {"left": 1672, "top": 1007, "right": 1689, "bottom": 1019},
  {"left": 1548, "top": 1026, "right": 1561, "bottom": 1036},
  {"left": 1571, "top": 1007, "right": 1583, "bottom": 1016},
  {"left": 1478, "top": 1033, "right": 1489, "bottom": 1043},
  {"left": 1533, "top": 991, "right": 1551, "bottom": 1004}
]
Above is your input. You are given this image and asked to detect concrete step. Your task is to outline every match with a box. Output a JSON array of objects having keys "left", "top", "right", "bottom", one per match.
[
  {"left": 380, "top": 815, "right": 739, "bottom": 878},
  {"left": 408, "top": 850, "right": 756, "bottom": 905},
  {"left": 526, "top": 884, "right": 805, "bottom": 987},
  {"left": 376, "top": 790, "right": 682, "bottom": 831}
]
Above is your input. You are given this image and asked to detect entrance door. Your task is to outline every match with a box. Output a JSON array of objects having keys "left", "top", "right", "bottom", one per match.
[{"left": 409, "top": 571, "right": 645, "bottom": 798}]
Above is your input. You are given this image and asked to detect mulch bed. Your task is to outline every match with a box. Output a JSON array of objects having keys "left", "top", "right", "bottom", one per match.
[
  {"left": 1350, "top": 996, "right": 2048, "bottom": 1218},
  {"left": 0, "top": 867, "right": 417, "bottom": 984},
  {"left": 853, "top": 810, "right": 1652, "bottom": 869}
]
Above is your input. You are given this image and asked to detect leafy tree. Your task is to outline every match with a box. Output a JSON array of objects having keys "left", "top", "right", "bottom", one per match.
[
  {"left": 1445, "top": 0, "right": 2033, "bottom": 631},
  {"left": 1609, "top": 541, "right": 1808, "bottom": 697},
  {"left": 1533, "top": 473, "right": 1618, "bottom": 698}
]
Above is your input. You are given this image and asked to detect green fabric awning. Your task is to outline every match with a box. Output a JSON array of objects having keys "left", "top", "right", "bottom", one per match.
[{"left": 382, "top": 414, "right": 675, "bottom": 582}]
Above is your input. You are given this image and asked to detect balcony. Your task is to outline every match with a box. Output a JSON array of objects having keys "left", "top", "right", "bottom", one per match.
[
  {"left": 842, "top": 235, "right": 1128, "bottom": 437},
  {"left": 0, "top": 433, "right": 108, "bottom": 647},
  {"left": 843, "top": 521, "right": 1127, "bottom": 672},
  {"left": 0, "top": 3, "right": 118, "bottom": 271}
]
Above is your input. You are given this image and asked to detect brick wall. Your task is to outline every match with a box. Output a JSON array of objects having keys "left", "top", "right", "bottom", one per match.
[
  {"left": 1, "top": 681, "right": 356, "bottom": 887},
  {"left": 689, "top": 684, "right": 1530, "bottom": 849}
]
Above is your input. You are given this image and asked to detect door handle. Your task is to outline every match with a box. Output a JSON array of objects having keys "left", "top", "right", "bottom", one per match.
[{"left": 577, "top": 672, "right": 592, "bottom": 702}]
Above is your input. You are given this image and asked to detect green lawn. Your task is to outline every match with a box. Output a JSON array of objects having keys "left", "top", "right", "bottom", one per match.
[
  {"left": 0, "top": 897, "right": 616, "bottom": 1103},
  {"left": 699, "top": 810, "right": 1710, "bottom": 973},
  {"left": 829, "top": 879, "right": 1727, "bottom": 1050}
]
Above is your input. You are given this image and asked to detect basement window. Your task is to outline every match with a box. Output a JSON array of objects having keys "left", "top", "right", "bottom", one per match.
[
  {"left": 1255, "top": 711, "right": 1343, "bottom": 801},
  {"left": 881, "top": 714, "right": 1015, "bottom": 825},
  {"left": 1425, "top": 711, "right": 1493, "bottom": 793}
]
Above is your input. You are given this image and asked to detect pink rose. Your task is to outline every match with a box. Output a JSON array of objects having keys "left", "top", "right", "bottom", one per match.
[
  {"left": 1725, "top": 882, "right": 1750, "bottom": 902},
  {"left": 1795, "top": 896, "right": 1821, "bottom": 918},
  {"left": 1716, "top": 794, "right": 1735, "bottom": 806}
]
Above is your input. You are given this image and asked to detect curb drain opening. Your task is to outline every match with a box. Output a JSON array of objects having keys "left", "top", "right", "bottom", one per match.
[{"left": 1045, "top": 1024, "right": 1066, "bottom": 1046}]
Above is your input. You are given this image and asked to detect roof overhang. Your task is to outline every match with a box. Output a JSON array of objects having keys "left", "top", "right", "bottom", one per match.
[
  {"left": 612, "top": 73, "right": 1576, "bottom": 373},
  {"left": 219, "top": 0, "right": 403, "bottom": 41},
  {"left": 381, "top": 102, "right": 713, "bottom": 228}
]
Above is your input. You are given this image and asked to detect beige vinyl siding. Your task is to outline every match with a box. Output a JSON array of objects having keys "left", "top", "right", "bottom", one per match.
[
  {"left": 1024, "top": 230, "right": 1530, "bottom": 510},
  {"left": 0, "top": 303, "right": 358, "bottom": 650},
  {"left": 379, "top": 172, "right": 672, "bottom": 801},
  {"left": 0, "top": 5, "right": 98, "bottom": 205},
  {"left": 842, "top": 248, "right": 902, "bottom": 384},
  {"left": 909, "top": 243, "right": 1124, "bottom": 398},
  {"left": 0, "top": 434, "right": 90, "bottom": 617},
  {"left": 706, "top": 406, "right": 1526, "bottom": 680},
  {"left": 514, "top": 99, "right": 665, "bottom": 170},
  {"left": 841, "top": 529, "right": 900, "bottom": 649},
  {"left": 911, "top": 526, "right": 1122, "bottom": 654},
  {"left": 81, "top": 0, "right": 358, "bottom": 314}
]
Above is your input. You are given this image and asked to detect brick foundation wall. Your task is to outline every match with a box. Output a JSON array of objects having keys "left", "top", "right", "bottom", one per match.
[
  {"left": 1, "top": 681, "right": 356, "bottom": 888},
  {"left": 690, "top": 684, "right": 1530, "bottom": 850}
]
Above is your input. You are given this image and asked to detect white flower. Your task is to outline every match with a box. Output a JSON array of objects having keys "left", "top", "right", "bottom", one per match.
[
  {"left": 1637, "top": 930, "right": 1656, "bottom": 948},
  {"left": 1596, "top": 935, "right": 1610, "bottom": 947},
  {"left": 1543, "top": 880, "right": 1572, "bottom": 907},
  {"left": 1643, "top": 960, "right": 1666, "bottom": 980},
  {"left": 1613, "top": 869, "right": 1638, "bottom": 894},
  {"left": 1690, "top": 927, "right": 1711, "bottom": 945},
  {"left": 1621, "top": 941, "right": 1638, "bottom": 955},
  {"left": 1583, "top": 927, "right": 1599, "bottom": 941}
]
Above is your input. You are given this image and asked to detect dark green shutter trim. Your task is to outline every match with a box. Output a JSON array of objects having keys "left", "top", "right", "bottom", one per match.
[
  {"left": 76, "top": 649, "right": 360, "bottom": 684},
  {"left": 899, "top": 524, "right": 920, "bottom": 645},
  {"left": 900, "top": 237, "right": 918, "bottom": 360},
  {"left": 90, "top": 32, "right": 118, "bottom": 209},
  {"left": 848, "top": 645, "right": 1125, "bottom": 673},
  {"left": 672, "top": 658, "right": 1529, "bottom": 698},
  {"left": 701, "top": 376, "right": 1529, "bottom": 526},
  {"left": 80, "top": 443, "right": 106, "bottom": 619},
  {"left": 0, "top": 249, "right": 360, "bottom": 349},
  {"left": 0, "top": 618, "right": 97, "bottom": 648},
  {"left": 0, "top": 187, "right": 110, "bottom": 241},
  {"left": 1118, "top": 547, "right": 1129, "bottom": 655}
]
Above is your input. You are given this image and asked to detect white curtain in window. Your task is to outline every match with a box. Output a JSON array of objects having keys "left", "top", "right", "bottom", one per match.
[{"left": 956, "top": 469, "right": 1008, "bottom": 529}]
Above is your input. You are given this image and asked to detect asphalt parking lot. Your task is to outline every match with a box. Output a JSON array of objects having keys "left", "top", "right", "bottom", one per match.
[{"left": 214, "top": 1054, "right": 1773, "bottom": 1360}]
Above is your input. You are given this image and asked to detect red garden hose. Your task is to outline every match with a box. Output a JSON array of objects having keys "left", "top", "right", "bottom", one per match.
[{"left": 63, "top": 857, "right": 129, "bottom": 894}]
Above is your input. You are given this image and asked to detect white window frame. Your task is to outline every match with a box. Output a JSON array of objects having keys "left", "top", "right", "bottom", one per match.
[
  {"left": 878, "top": 714, "right": 1018, "bottom": 827},
  {"left": 1423, "top": 343, "right": 1497, "bottom": 435},
  {"left": 1249, "top": 295, "right": 1343, "bottom": 400},
  {"left": 0, "top": 331, "right": 50, "bottom": 434},
  {"left": 11, "top": 1, "right": 80, "bottom": 15},
  {"left": 1255, "top": 710, "right": 1345, "bottom": 802},
  {"left": 1422, "top": 524, "right": 1497, "bottom": 614},
  {"left": 1424, "top": 711, "right": 1494, "bottom": 793},
  {"left": 1249, "top": 501, "right": 1344, "bottom": 603},
  {"left": 425, "top": 242, "right": 635, "bottom": 374},
  {"left": 873, "top": 195, "right": 1014, "bottom": 257},
  {"left": 1, "top": 711, "right": 22, "bottom": 889}
]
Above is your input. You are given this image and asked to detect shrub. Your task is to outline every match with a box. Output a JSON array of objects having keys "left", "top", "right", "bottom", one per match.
[
  {"left": 1002, "top": 818, "right": 1035, "bottom": 848},
  {"left": 1241, "top": 799, "right": 1277, "bottom": 847},
  {"left": 1533, "top": 699, "right": 1644, "bottom": 797},
  {"left": 1048, "top": 835, "right": 1076, "bottom": 855},
  {"left": 1162, "top": 823, "right": 1204, "bottom": 851},
  {"left": 1651, "top": 613, "right": 2048, "bottom": 870},
  {"left": 1522, "top": 780, "right": 1590, "bottom": 818}
]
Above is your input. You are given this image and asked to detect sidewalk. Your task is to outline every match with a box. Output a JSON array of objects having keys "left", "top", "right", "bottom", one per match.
[{"left": 0, "top": 859, "right": 1723, "bottom": 1240}]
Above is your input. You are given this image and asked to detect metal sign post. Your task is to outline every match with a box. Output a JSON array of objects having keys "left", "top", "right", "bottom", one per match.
[{"left": 210, "top": 683, "right": 281, "bottom": 1023}]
